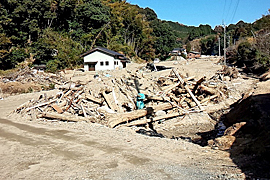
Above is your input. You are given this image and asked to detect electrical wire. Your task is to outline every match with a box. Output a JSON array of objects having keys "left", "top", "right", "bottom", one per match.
[
  {"left": 225, "top": 0, "right": 233, "bottom": 22},
  {"left": 222, "top": 0, "right": 227, "bottom": 20},
  {"left": 231, "top": 0, "right": 240, "bottom": 23}
]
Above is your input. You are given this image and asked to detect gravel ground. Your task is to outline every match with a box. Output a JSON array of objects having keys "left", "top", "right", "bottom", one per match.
[{"left": 0, "top": 91, "right": 245, "bottom": 179}]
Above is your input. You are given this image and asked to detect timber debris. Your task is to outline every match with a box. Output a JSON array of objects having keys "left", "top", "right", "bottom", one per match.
[{"left": 13, "top": 66, "right": 237, "bottom": 129}]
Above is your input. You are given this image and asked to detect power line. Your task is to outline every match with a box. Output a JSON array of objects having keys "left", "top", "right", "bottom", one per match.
[
  {"left": 222, "top": 0, "right": 227, "bottom": 20},
  {"left": 231, "top": 0, "right": 240, "bottom": 23},
  {"left": 225, "top": 0, "right": 233, "bottom": 22}
]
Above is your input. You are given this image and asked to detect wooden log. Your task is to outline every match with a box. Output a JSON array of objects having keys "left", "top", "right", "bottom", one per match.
[
  {"left": 64, "top": 90, "right": 72, "bottom": 97},
  {"left": 152, "top": 112, "right": 184, "bottom": 121},
  {"left": 40, "top": 112, "right": 94, "bottom": 122},
  {"left": 168, "top": 93, "right": 180, "bottom": 103},
  {"left": 107, "top": 109, "right": 149, "bottom": 128},
  {"left": 192, "top": 76, "right": 206, "bottom": 93},
  {"left": 198, "top": 85, "right": 217, "bottom": 95},
  {"left": 185, "top": 76, "right": 195, "bottom": 82},
  {"left": 124, "top": 119, "right": 151, "bottom": 127},
  {"left": 179, "top": 96, "right": 186, "bottom": 104},
  {"left": 152, "top": 103, "right": 174, "bottom": 112},
  {"left": 25, "top": 99, "right": 58, "bottom": 111},
  {"left": 172, "top": 69, "right": 203, "bottom": 110},
  {"left": 101, "top": 91, "right": 117, "bottom": 112},
  {"left": 161, "top": 82, "right": 181, "bottom": 94},
  {"left": 107, "top": 103, "right": 175, "bottom": 128},
  {"left": 15, "top": 100, "right": 32, "bottom": 112},
  {"left": 81, "top": 105, "right": 87, "bottom": 117},
  {"left": 200, "top": 95, "right": 218, "bottom": 103},
  {"left": 116, "top": 81, "right": 136, "bottom": 110},
  {"left": 123, "top": 111, "right": 184, "bottom": 127},
  {"left": 85, "top": 94, "right": 103, "bottom": 104},
  {"left": 147, "top": 95, "right": 169, "bottom": 101}
]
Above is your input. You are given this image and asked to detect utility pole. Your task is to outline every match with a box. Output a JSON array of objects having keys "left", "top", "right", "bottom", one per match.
[
  {"left": 218, "top": 36, "right": 221, "bottom": 57},
  {"left": 223, "top": 21, "right": 226, "bottom": 65}
]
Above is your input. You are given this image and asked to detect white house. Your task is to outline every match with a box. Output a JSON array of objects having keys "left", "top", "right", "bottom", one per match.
[{"left": 81, "top": 47, "right": 129, "bottom": 71}]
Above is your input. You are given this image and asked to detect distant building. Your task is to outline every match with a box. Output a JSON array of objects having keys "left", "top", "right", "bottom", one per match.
[
  {"left": 33, "top": 64, "right": 46, "bottom": 71},
  {"left": 81, "top": 47, "right": 129, "bottom": 71},
  {"left": 170, "top": 48, "right": 187, "bottom": 56},
  {"left": 187, "top": 51, "right": 201, "bottom": 59}
]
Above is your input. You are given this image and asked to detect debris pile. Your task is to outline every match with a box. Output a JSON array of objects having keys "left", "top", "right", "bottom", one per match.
[
  {"left": 13, "top": 66, "right": 237, "bottom": 129},
  {"left": 1, "top": 66, "right": 65, "bottom": 84},
  {"left": 0, "top": 67, "right": 65, "bottom": 96}
]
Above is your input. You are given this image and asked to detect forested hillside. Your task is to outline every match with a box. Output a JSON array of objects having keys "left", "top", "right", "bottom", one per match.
[
  {"left": 0, "top": 0, "right": 179, "bottom": 71},
  {"left": 0, "top": 0, "right": 269, "bottom": 74}
]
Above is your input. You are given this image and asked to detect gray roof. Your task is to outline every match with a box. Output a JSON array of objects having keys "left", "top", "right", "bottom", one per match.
[{"left": 81, "top": 47, "right": 129, "bottom": 60}]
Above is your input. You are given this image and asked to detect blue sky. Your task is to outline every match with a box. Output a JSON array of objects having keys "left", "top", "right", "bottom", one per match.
[{"left": 128, "top": 0, "right": 269, "bottom": 28}]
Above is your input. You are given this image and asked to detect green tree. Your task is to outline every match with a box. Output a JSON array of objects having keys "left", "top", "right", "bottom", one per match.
[
  {"left": 105, "top": 2, "right": 155, "bottom": 60},
  {"left": 200, "top": 35, "right": 219, "bottom": 55},
  {"left": 150, "top": 20, "right": 178, "bottom": 59},
  {"left": 32, "top": 29, "right": 83, "bottom": 72}
]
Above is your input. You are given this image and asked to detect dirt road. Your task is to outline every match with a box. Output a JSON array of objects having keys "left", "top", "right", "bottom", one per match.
[{"left": 0, "top": 91, "right": 244, "bottom": 179}]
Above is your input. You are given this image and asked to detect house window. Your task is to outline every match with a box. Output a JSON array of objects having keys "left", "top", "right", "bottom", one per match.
[
  {"left": 105, "top": 61, "right": 109, "bottom": 66},
  {"left": 100, "top": 61, "right": 104, "bottom": 66},
  {"left": 114, "top": 61, "right": 118, "bottom": 65}
]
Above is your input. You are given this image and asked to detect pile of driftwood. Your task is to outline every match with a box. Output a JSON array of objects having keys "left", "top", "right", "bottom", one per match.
[
  {"left": 14, "top": 67, "right": 235, "bottom": 128},
  {"left": 1, "top": 66, "right": 65, "bottom": 86}
]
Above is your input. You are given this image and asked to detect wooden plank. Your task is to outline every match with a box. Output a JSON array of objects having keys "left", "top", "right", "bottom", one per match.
[{"left": 51, "top": 104, "right": 64, "bottom": 114}]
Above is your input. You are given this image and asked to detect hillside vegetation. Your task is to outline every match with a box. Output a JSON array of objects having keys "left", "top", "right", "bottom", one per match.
[{"left": 0, "top": 0, "right": 269, "bottom": 74}]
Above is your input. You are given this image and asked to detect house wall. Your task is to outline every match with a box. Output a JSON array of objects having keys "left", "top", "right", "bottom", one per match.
[{"left": 84, "top": 51, "right": 124, "bottom": 71}]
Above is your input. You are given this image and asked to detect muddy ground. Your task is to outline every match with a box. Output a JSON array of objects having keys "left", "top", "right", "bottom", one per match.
[{"left": 0, "top": 57, "right": 269, "bottom": 179}]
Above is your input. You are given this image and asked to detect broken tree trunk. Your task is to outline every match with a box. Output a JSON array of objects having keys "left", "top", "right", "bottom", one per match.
[{"left": 107, "top": 103, "right": 175, "bottom": 128}]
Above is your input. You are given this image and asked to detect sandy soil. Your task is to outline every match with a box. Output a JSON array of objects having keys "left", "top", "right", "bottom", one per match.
[
  {"left": 0, "top": 92, "right": 244, "bottom": 180},
  {"left": 0, "top": 57, "right": 259, "bottom": 179}
]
